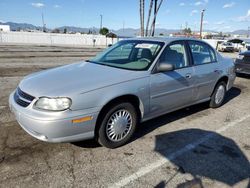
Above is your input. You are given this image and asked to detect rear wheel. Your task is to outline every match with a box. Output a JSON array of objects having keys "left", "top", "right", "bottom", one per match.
[
  {"left": 209, "top": 81, "right": 226, "bottom": 108},
  {"left": 97, "top": 102, "right": 138, "bottom": 148}
]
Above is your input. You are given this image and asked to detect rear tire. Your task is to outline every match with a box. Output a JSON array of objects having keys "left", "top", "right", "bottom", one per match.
[
  {"left": 97, "top": 102, "right": 138, "bottom": 148},
  {"left": 209, "top": 81, "right": 226, "bottom": 108}
]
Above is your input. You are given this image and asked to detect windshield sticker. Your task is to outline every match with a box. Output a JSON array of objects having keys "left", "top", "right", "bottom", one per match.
[{"left": 135, "top": 43, "right": 154, "bottom": 49}]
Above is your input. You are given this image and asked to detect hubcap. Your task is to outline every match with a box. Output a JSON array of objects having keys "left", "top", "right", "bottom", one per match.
[
  {"left": 215, "top": 85, "right": 225, "bottom": 104},
  {"left": 106, "top": 109, "right": 132, "bottom": 142}
]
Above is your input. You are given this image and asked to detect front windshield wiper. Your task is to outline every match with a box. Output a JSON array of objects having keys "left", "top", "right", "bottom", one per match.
[{"left": 86, "top": 60, "right": 112, "bottom": 67}]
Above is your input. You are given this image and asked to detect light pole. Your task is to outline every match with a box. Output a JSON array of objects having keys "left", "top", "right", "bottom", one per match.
[
  {"left": 199, "top": 9, "right": 205, "bottom": 39},
  {"left": 41, "top": 12, "right": 46, "bottom": 32},
  {"left": 100, "top": 14, "right": 103, "bottom": 31}
]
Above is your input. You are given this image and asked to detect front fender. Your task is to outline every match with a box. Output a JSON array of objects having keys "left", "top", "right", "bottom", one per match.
[{"left": 70, "top": 76, "right": 150, "bottom": 119}]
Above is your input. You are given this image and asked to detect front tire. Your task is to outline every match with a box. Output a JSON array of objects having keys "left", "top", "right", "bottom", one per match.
[
  {"left": 209, "top": 81, "right": 226, "bottom": 108},
  {"left": 97, "top": 102, "right": 138, "bottom": 148}
]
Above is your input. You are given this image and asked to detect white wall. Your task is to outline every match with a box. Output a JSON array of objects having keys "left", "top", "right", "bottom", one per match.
[
  {"left": 0, "top": 32, "right": 227, "bottom": 49},
  {"left": 0, "top": 25, "right": 10, "bottom": 32},
  {"left": 0, "top": 31, "right": 118, "bottom": 46}
]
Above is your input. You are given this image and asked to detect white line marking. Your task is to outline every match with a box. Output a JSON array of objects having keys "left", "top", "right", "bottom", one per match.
[
  {"left": 109, "top": 114, "right": 250, "bottom": 188},
  {"left": 0, "top": 106, "right": 6, "bottom": 109}
]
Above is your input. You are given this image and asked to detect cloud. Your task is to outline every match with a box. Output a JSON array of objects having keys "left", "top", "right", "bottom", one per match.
[
  {"left": 236, "top": 9, "right": 250, "bottom": 22},
  {"left": 179, "top": 2, "right": 185, "bottom": 6},
  {"left": 194, "top": 1, "right": 202, "bottom": 6},
  {"left": 203, "top": 20, "right": 209, "bottom": 25},
  {"left": 164, "top": 9, "right": 170, "bottom": 14},
  {"left": 223, "top": 2, "right": 235, "bottom": 8},
  {"left": 190, "top": 10, "right": 198, "bottom": 16},
  {"left": 54, "top": 4, "right": 61, "bottom": 8},
  {"left": 31, "top": 2, "right": 45, "bottom": 8},
  {"left": 0, "top": 20, "right": 5, "bottom": 23},
  {"left": 214, "top": 21, "right": 225, "bottom": 25}
]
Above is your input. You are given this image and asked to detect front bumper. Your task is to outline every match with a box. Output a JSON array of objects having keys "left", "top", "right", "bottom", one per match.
[
  {"left": 235, "top": 67, "right": 250, "bottom": 75},
  {"left": 9, "top": 92, "right": 100, "bottom": 143}
]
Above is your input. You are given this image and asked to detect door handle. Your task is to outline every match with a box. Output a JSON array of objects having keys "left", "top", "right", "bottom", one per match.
[
  {"left": 186, "top": 73, "right": 192, "bottom": 79},
  {"left": 214, "top": 69, "right": 219, "bottom": 73}
]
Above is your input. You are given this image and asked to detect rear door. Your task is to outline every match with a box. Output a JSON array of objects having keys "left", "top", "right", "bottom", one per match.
[
  {"left": 187, "top": 40, "right": 221, "bottom": 102},
  {"left": 149, "top": 41, "right": 195, "bottom": 116}
]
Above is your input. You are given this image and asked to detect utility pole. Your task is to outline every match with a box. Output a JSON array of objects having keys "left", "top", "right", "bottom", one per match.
[
  {"left": 100, "top": 14, "right": 103, "bottom": 31},
  {"left": 199, "top": 9, "right": 205, "bottom": 39},
  {"left": 123, "top": 20, "right": 125, "bottom": 33},
  {"left": 41, "top": 12, "right": 46, "bottom": 32},
  {"left": 152, "top": 0, "right": 157, "bottom": 36},
  {"left": 248, "top": 26, "right": 250, "bottom": 38}
]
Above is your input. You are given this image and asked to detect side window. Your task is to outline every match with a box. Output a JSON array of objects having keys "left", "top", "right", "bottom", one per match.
[
  {"left": 188, "top": 41, "right": 216, "bottom": 65},
  {"left": 208, "top": 47, "right": 216, "bottom": 62},
  {"left": 159, "top": 41, "right": 188, "bottom": 69}
]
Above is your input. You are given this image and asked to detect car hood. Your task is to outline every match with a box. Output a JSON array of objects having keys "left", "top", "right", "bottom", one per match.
[{"left": 19, "top": 61, "right": 146, "bottom": 97}]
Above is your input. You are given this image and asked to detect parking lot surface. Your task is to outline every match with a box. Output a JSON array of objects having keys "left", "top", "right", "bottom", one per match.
[{"left": 0, "top": 45, "right": 249, "bottom": 188}]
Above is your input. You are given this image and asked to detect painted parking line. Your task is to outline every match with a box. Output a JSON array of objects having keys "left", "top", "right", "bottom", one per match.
[
  {"left": 0, "top": 106, "right": 6, "bottom": 109},
  {"left": 109, "top": 114, "right": 250, "bottom": 188}
]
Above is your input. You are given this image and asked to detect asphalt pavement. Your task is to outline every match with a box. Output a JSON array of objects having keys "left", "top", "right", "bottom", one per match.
[{"left": 0, "top": 45, "right": 249, "bottom": 188}]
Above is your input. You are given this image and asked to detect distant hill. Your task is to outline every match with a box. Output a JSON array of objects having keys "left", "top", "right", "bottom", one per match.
[
  {"left": 0, "top": 21, "right": 248, "bottom": 36},
  {"left": 230, "top": 30, "right": 249, "bottom": 35},
  {"left": 0, "top": 22, "right": 43, "bottom": 31},
  {"left": 57, "top": 26, "right": 99, "bottom": 33}
]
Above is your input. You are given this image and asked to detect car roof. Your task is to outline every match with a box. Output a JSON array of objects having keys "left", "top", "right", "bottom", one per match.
[{"left": 124, "top": 37, "right": 204, "bottom": 44}]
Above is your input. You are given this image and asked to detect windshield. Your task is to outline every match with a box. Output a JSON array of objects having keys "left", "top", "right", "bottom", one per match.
[{"left": 89, "top": 40, "right": 164, "bottom": 71}]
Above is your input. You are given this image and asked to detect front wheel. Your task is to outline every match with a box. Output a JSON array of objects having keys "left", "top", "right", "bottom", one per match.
[
  {"left": 97, "top": 102, "right": 138, "bottom": 148},
  {"left": 209, "top": 81, "right": 226, "bottom": 108}
]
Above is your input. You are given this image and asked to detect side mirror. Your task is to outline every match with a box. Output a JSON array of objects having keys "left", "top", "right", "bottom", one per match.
[{"left": 157, "top": 62, "right": 174, "bottom": 72}]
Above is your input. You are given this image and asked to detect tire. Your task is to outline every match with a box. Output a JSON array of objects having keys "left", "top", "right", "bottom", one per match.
[
  {"left": 97, "top": 102, "right": 138, "bottom": 148},
  {"left": 209, "top": 81, "right": 226, "bottom": 108}
]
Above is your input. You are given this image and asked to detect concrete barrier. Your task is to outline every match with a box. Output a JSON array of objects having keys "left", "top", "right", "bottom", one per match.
[{"left": 0, "top": 31, "right": 118, "bottom": 46}]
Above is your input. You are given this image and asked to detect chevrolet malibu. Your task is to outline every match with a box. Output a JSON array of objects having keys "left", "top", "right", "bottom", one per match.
[{"left": 9, "top": 38, "right": 236, "bottom": 148}]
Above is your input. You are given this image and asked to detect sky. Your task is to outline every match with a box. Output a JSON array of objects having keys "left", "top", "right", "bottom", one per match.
[{"left": 0, "top": 0, "right": 249, "bottom": 32}]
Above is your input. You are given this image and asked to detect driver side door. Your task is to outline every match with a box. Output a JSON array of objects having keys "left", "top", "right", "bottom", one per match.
[{"left": 149, "top": 41, "right": 195, "bottom": 117}]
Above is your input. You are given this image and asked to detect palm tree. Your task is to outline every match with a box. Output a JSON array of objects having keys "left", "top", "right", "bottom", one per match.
[
  {"left": 145, "top": 0, "right": 154, "bottom": 36},
  {"left": 149, "top": 0, "right": 164, "bottom": 36},
  {"left": 139, "top": 0, "right": 145, "bottom": 36}
]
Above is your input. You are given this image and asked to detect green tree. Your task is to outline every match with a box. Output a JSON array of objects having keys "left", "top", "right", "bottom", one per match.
[
  {"left": 63, "top": 28, "right": 67, "bottom": 34},
  {"left": 52, "top": 28, "right": 60, "bottom": 33},
  {"left": 99, "top": 27, "right": 109, "bottom": 35},
  {"left": 183, "top": 27, "right": 192, "bottom": 35}
]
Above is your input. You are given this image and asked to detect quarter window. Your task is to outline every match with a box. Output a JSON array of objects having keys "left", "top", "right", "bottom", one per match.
[
  {"left": 159, "top": 41, "right": 188, "bottom": 69},
  {"left": 188, "top": 41, "right": 217, "bottom": 65}
]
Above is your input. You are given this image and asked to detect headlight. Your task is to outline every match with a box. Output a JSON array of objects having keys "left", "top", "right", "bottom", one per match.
[
  {"left": 35, "top": 97, "right": 72, "bottom": 111},
  {"left": 237, "top": 55, "right": 244, "bottom": 60}
]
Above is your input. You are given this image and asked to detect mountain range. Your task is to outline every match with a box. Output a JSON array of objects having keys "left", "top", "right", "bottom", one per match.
[{"left": 0, "top": 21, "right": 249, "bottom": 36}]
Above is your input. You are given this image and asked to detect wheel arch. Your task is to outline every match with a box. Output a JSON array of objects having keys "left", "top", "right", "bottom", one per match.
[
  {"left": 211, "top": 75, "right": 229, "bottom": 97},
  {"left": 217, "top": 76, "right": 229, "bottom": 87},
  {"left": 94, "top": 94, "right": 144, "bottom": 136}
]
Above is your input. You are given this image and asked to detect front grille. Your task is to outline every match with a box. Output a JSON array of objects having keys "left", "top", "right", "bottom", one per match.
[
  {"left": 243, "top": 56, "right": 250, "bottom": 62},
  {"left": 14, "top": 87, "right": 35, "bottom": 107}
]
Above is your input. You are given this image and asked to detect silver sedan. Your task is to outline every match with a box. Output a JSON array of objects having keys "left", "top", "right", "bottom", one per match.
[{"left": 9, "top": 38, "right": 236, "bottom": 148}]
